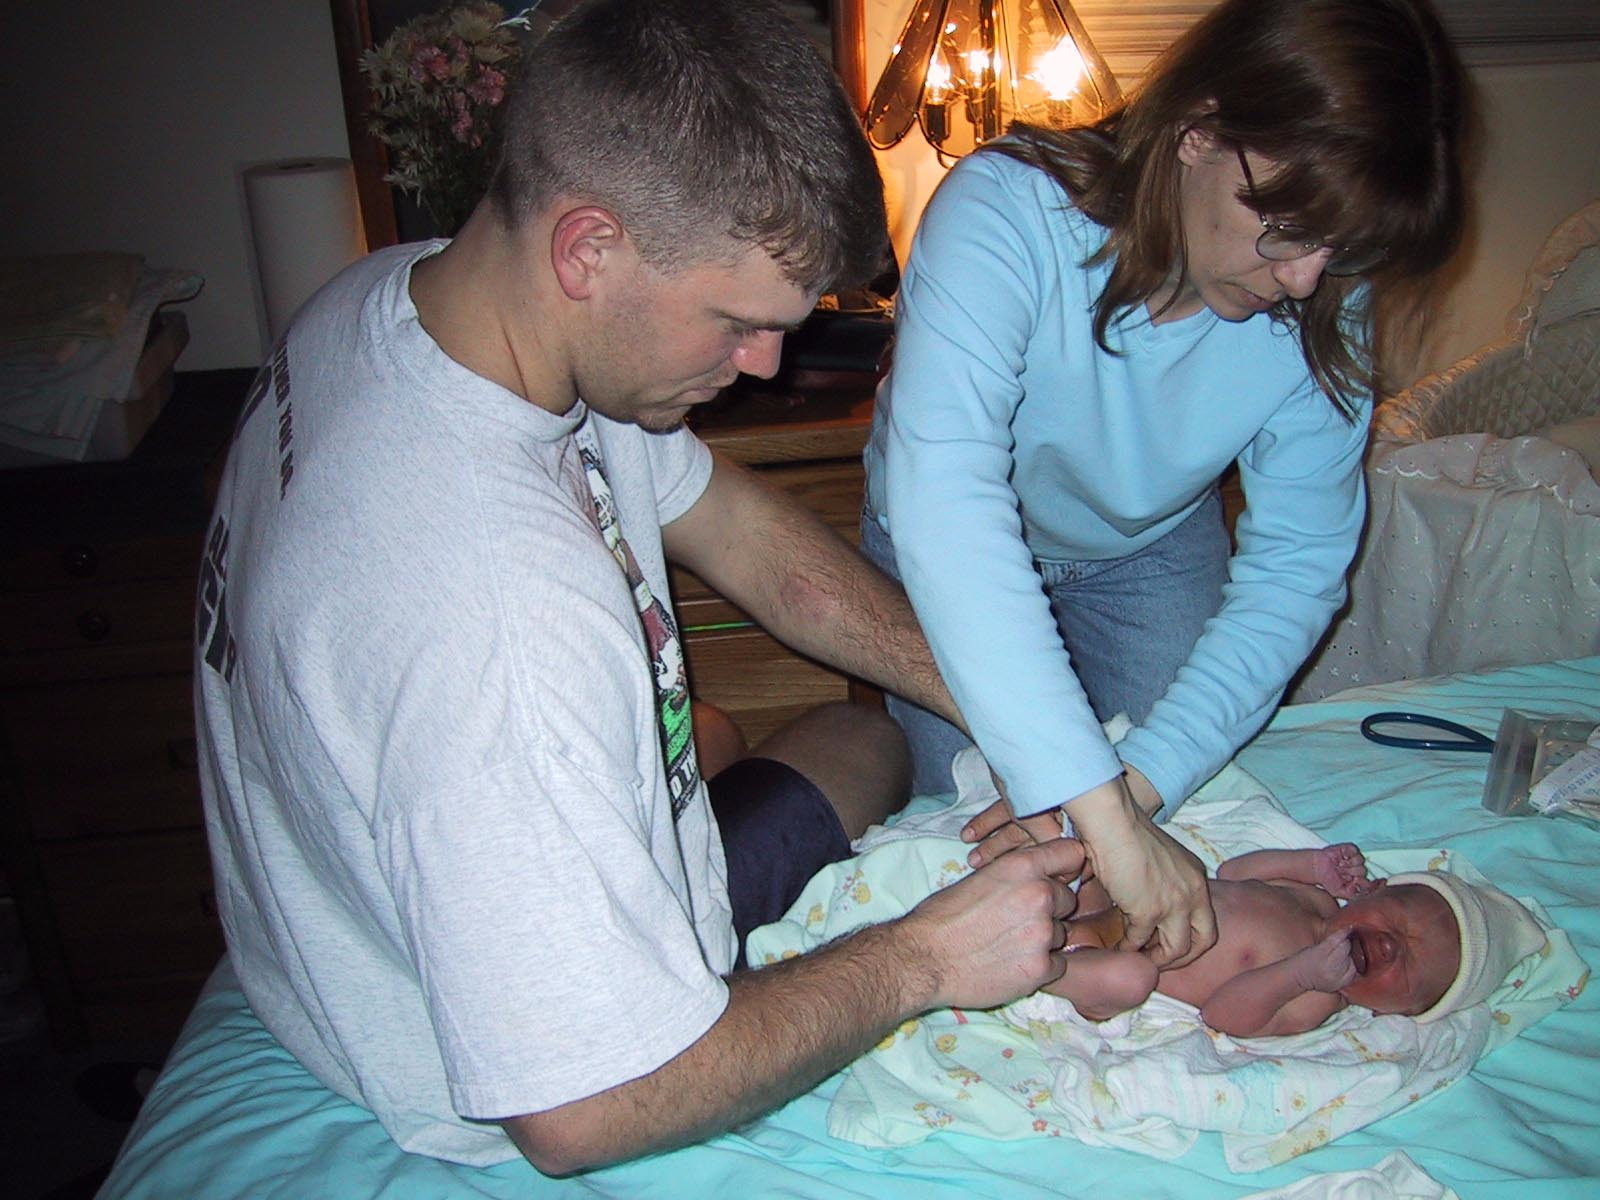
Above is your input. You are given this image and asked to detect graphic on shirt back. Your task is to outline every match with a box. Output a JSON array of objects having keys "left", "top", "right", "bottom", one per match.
[
  {"left": 576, "top": 433, "right": 701, "bottom": 818},
  {"left": 234, "top": 342, "right": 297, "bottom": 501},
  {"left": 196, "top": 514, "right": 237, "bottom": 681},
  {"left": 198, "top": 346, "right": 298, "bottom": 685}
]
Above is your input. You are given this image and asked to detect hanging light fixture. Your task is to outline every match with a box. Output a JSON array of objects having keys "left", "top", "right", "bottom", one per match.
[{"left": 865, "top": 0, "right": 1121, "bottom": 162}]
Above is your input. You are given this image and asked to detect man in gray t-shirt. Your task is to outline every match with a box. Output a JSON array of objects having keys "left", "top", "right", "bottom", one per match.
[{"left": 195, "top": 0, "right": 1088, "bottom": 1173}]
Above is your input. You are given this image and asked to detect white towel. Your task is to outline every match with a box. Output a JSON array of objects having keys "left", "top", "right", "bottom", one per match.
[
  {"left": 1239, "top": 1151, "right": 1459, "bottom": 1200},
  {"left": 0, "top": 265, "right": 202, "bottom": 459}
]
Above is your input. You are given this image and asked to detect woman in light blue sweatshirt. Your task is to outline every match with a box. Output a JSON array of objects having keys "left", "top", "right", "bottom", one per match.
[{"left": 861, "top": 0, "right": 1467, "bottom": 967}]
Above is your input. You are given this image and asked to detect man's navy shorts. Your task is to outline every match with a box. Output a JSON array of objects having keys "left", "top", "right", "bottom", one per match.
[{"left": 707, "top": 757, "right": 852, "bottom": 968}]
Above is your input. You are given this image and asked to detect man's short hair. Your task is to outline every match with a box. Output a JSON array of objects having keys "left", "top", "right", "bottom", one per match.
[{"left": 489, "top": 0, "right": 887, "bottom": 295}]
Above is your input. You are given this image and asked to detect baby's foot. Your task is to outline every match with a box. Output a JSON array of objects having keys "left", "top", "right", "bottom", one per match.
[{"left": 1314, "top": 843, "right": 1375, "bottom": 898}]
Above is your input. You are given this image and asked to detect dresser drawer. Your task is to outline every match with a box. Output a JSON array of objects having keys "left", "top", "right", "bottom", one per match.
[
  {"left": 0, "top": 369, "right": 251, "bottom": 1045},
  {"left": 0, "top": 573, "right": 196, "bottom": 657},
  {"left": 36, "top": 828, "right": 222, "bottom": 986},
  {"left": 682, "top": 626, "right": 852, "bottom": 745},
  {"left": 2, "top": 671, "right": 202, "bottom": 839},
  {"left": 1, "top": 531, "right": 202, "bottom": 595},
  {"left": 77, "top": 968, "right": 218, "bottom": 1043}
]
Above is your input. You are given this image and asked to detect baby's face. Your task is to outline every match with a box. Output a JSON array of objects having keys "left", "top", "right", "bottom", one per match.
[{"left": 1325, "top": 884, "right": 1460, "bottom": 1015}]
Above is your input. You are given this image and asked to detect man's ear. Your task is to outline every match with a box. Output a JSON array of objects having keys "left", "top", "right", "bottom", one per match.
[{"left": 550, "top": 206, "right": 627, "bottom": 301}]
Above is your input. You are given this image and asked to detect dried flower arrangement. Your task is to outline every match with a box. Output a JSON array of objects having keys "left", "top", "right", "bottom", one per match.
[{"left": 359, "top": 2, "right": 528, "bottom": 235}]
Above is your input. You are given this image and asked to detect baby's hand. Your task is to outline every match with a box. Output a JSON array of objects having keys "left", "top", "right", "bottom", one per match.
[
  {"left": 1291, "top": 930, "right": 1360, "bottom": 993},
  {"left": 1314, "top": 842, "right": 1376, "bottom": 899}
]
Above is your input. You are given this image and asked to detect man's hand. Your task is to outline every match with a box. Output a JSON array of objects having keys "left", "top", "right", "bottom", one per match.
[
  {"left": 901, "top": 837, "right": 1086, "bottom": 1011},
  {"left": 501, "top": 835, "right": 1084, "bottom": 1175},
  {"left": 1067, "top": 777, "right": 1215, "bottom": 969},
  {"left": 962, "top": 762, "right": 1165, "bottom": 866},
  {"left": 961, "top": 795, "right": 1066, "bottom": 866}
]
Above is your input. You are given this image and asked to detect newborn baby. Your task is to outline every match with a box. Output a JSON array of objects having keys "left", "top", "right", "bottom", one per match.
[{"left": 1049, "top": 844, "right": 1545, "bottom": 1038}]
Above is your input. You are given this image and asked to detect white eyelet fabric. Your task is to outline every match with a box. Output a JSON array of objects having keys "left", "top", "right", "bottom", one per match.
[{"left": 1292, "top": 203, "right": 1600, "bottom": 702}]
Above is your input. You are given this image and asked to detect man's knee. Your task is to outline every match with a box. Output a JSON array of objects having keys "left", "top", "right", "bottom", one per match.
[
  {"left": 750, "top": 702, "right": 911, "bottom": 839},
  {"left": 824, "top": 701, "right": 912, "bottom": 779},
  {"left": 752, "top": 701, "right": 906, "bottom": 773},
  {"left": 691, "top": 700, "right": 748, "bottom": 779}
]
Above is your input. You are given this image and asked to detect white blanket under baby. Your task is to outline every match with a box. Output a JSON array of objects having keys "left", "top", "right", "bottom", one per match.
[{"left": 746, "top": 749, "right": 1583, "bottom": 1173}]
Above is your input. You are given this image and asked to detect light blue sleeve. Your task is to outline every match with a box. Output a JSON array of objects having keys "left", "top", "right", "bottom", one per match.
[
  {"left": 1118, "top": 375, "right": 1372, "bottom": 817},
  {"left": 881, "top": 157, "right": 1124, "bottom": 816}
]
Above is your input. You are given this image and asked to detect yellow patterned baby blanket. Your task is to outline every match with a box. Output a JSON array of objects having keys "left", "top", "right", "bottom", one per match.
[{"left": 746, "top": 750, "right": 1586, "bottom": 1172}]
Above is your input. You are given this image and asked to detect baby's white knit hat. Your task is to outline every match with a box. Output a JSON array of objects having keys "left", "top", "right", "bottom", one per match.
[{"left": 1385, "top": 871, "right": 1546, "bottom": 1023}]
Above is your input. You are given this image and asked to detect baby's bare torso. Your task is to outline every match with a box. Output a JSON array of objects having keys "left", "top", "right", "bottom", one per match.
[{"left": 1155, "top": 877, "right": 1339, "bottom": 1009}]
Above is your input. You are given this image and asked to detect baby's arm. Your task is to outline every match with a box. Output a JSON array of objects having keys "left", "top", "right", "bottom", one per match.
[
  {"left": 1200, "top": 931, "right": 1355, "bottom": 1037},
  {"left": 1216, "top": 844, "right": 1375, "bottom": 899}
]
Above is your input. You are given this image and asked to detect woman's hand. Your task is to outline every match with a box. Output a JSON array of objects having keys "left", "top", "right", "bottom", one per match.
[
  {"left": 963, "top": 763, "right": 1164, "bottom": 857},
  {"left": 1067, "top": 776, "right": 1216, "bottom": 969}
]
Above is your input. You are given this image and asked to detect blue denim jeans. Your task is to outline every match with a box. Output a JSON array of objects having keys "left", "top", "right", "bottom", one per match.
[{"left": 860, "top": 491, "right": 1230, "bottom": 797}]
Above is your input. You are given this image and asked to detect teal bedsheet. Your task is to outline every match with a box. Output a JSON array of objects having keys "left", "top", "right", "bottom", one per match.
[{"left": 101, "top": 658, "right": 1600, "bottom": 1198}]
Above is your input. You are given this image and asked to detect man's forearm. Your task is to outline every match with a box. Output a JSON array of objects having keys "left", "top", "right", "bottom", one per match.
[
  {"left": 665, "top": 455, "right": 963, "bottom": 728},
  {"left": 503, "top": 834, "right": 1084, "bottom": 1174},
  {"left": 503, "top": 917, "right": 932, "bottom": 1174},
  {"left": 762, "top": 517, "right": 960, "bottom": 725}
]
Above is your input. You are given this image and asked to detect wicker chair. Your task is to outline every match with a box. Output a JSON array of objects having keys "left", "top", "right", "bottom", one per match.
[{"left": 1290, "top": 201, "right": 1600, "bottom": 702}]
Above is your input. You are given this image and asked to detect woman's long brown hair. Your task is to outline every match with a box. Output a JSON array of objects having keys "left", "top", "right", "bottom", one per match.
[{"left": 989, "top": 0, "right": 1466, "bottom": 416}]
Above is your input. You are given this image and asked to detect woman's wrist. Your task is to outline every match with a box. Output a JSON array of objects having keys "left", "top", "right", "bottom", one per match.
[
  {"left": 1061, "top": 774, "right": 1139, "bottom": 836},
  {"left": 1120, "top": 764, "right": 1165, "bottom": 818}
]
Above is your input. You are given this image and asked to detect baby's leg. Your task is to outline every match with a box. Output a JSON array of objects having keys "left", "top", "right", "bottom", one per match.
[
  {"left": 1041, "top": 903, "right": 1158, "bottom": 1020},
  {"left": 1041, "top": 944, "right": 1159, "bottom": 1020}
]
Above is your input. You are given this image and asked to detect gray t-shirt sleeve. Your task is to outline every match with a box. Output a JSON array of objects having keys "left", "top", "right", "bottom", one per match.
[{"left": 381, "top": 748, "right": 730, "bottom": 1121}]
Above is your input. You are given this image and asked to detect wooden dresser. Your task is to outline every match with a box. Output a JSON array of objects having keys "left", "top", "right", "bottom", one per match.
[
  {"left": 0, "top": 367, "right": 876, "bottom": 1044},
  {"left": 0, "top": 370, "right": 249, "bottom": 1044}
]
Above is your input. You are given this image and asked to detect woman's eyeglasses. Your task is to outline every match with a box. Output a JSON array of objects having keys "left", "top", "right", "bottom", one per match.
[{"left": 1235, "top": 149, "right": 1387, "bottom": 277}]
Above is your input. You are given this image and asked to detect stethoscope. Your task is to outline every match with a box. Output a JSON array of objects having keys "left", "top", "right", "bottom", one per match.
[{"left": 1358, "top": 710, "right": 1496, "bottom": 753}]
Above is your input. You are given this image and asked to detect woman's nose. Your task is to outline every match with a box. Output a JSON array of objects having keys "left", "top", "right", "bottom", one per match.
[
  {"left": 1271, "top": 249, "right": 1332, "bottom": 300},
  {"left": 731, "top": 329, "right": 785, "bottom": 380}
]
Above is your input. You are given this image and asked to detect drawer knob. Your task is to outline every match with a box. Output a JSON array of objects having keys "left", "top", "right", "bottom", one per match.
[
  {"left": 61, "top": 543, "right": 99, "bottom": 578},
  {"left": 76, "top": 609, "right": 112, "bottom": 642}
]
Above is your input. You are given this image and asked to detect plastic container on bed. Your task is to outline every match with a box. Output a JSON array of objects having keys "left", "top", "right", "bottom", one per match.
[{"left": 1482, "top": 709, "right": 1600, "bottom": 823}]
